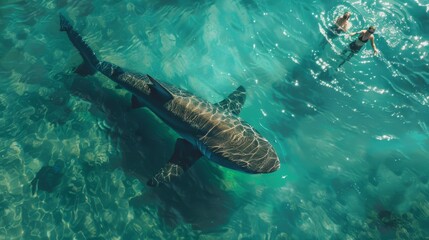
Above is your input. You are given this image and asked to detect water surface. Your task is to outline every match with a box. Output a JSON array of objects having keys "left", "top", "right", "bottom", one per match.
[{"left": 1, "top": 0, "right": 428, "bottom": 239}]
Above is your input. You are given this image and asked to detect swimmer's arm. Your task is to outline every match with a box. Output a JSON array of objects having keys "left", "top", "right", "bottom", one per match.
[
  {"left": 348, "top": 30, "right": 363, "bottom": 36},
  {"left": 346, "top": 30, "right": 360, "bottom": 38},
  {"left": 370, "top": 37, "right": 379, "bottom": 55}
]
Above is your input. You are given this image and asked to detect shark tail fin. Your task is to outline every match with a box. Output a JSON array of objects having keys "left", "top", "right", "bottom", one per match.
[
  {"left": 59, "top": 14, "right": 72, "bottom": 32},
  {"left": 59, "top": 14, "right": 98, "bottom": 76}
]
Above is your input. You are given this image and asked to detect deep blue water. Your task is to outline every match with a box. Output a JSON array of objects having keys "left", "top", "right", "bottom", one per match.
[{"left": 1, "top": 0, "right": 428, "bottom": 239}]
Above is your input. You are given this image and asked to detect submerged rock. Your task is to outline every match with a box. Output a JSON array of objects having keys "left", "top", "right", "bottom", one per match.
[{"left": 31, "top": 162, "right": 63, "bottom": 195}]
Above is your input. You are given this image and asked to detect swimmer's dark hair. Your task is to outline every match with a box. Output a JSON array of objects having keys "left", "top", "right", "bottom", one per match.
[
  {"left": 344, "top": 12, "right": 351, "bottom": 19},
  {"left": 368, "top": 26, "right": 376, "bottom": 32}
]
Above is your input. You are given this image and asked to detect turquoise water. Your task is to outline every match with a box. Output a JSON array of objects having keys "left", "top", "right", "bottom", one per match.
[{"left": 1, "top": 0, "right": 428, "bottom": 239}]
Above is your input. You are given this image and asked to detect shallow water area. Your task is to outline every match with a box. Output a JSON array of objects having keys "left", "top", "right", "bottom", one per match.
[{"left": 1, "top": 0, "right": 429, "bottom": 239}]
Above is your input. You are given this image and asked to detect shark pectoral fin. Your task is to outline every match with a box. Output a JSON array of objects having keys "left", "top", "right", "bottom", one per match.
[
  {"left": 131, "top": 95, "right": 145, "bottom": 109},
  {"left": 147, "top": 163, "right": 184, "bottom": 187},
  {"left": 215, "top": 85, "right": 246, "bottom": 115},
  {"left": 147, "top": 138, "right": 202, "bottom": 187},
  {"left": 147, "top": 75, "right": 174, "bottom": 104}
]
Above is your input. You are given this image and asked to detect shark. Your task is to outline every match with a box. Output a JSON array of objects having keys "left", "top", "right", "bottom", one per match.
[{"left": 59, "top": 14, "right": 280, "bottom": 186}]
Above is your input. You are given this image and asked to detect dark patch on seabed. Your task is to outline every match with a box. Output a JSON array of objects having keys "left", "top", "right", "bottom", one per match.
[{"left": 270, "top": 57, "right": 326, "bottom": 139}]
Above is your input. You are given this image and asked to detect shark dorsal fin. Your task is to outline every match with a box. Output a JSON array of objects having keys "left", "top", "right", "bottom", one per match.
[
  {"left": 215, "top": 86, "right": 246, "bottom": 115},
  {"left": 148, "top": 75, "right": 174, "bottom": 103}
]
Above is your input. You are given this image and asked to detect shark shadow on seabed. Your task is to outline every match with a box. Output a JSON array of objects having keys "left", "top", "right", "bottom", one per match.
[{"left": 63, "top": 74, "right": 239, "bottom": 232}]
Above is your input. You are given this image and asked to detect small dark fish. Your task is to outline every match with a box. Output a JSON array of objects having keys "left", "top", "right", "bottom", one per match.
[{"left": 31, "top": 163, "right": 63, "bottom": 195}]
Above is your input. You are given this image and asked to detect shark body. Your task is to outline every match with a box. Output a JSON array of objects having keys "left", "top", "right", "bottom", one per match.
[{"left": 59, "top": 14, "right": 280, "bottom": 186}]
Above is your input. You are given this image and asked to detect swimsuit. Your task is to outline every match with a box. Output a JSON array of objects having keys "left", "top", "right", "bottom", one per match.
[
  {"left": 330, "top": 25, "right": 343, "bottom": 34},
  {"left": 349, "top": 34, "right": 369, "bottom": 53},
  {"left": 327, "top": 24, "right": 344, "bottom": 38}
]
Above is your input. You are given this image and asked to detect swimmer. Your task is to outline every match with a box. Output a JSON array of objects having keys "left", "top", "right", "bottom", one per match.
[
  {"left": 333, "top": 11, "right": 352, "bottom": 33},
  {"left": 321, "top": 12, "right": 352, "bottom": 48},
  {"left": 338, "top": 26, "right": 379, "bottom": 68}
]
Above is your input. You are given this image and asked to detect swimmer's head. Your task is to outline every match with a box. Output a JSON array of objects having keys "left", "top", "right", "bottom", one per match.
[
  {"left": 343, "top": 12, "right": 351, "bottom": 20},
  {"left": 368, "top": 26, "right": 376, "bottom": 34}
]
